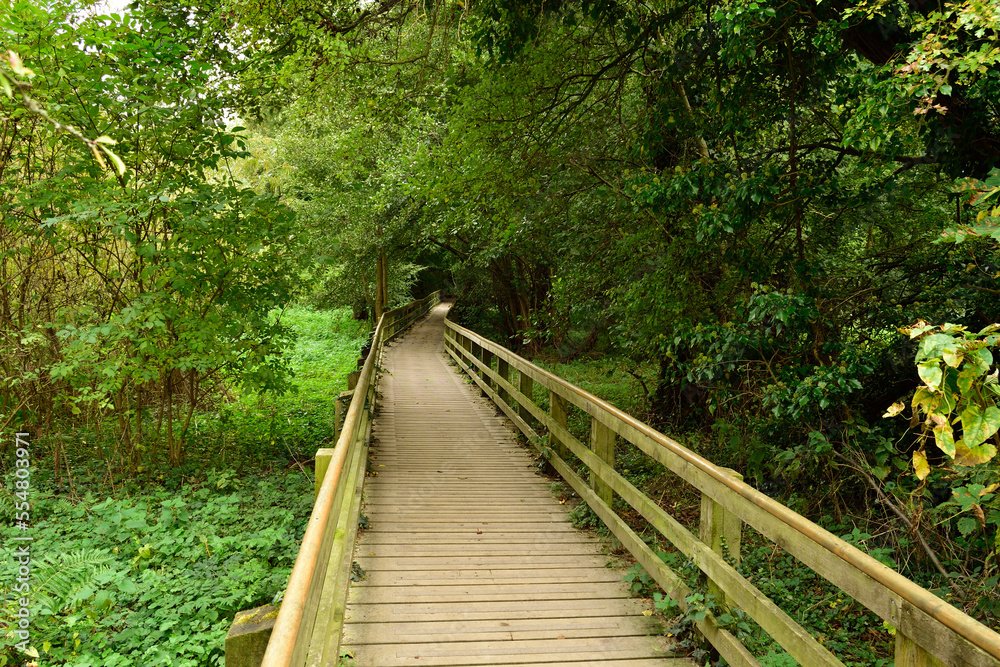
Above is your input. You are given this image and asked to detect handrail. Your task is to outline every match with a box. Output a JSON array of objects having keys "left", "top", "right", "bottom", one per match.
[
  {"left": 261, "top": 290, "right": 441, "bottom": 667},
  {"left": 443, "top": 317, "right": 1000, "bottom": 667}
]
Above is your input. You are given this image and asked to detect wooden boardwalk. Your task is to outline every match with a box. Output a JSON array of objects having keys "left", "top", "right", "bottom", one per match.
[{"left": 341, "top": 304, "right": 690, "bottom": 666}]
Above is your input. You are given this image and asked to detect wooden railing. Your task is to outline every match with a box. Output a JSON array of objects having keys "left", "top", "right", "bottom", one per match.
[
  {"left": 443, "top": 318, "right": 1000, "bottom": 667},
  {"left": 261, "top": 291, "right": 441, "bottom": 667}
]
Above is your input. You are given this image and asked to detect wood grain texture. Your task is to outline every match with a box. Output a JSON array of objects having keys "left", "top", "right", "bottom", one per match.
[{"left": 340, "top": 303, "right": 689, "bottom": 667}]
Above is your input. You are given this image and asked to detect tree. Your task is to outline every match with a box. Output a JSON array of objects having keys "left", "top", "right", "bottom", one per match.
[{"left": 1, "top": 0, "right": 299, "bottom": 466}]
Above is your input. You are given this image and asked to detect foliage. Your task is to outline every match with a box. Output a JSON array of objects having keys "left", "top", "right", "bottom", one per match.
[
  {"left": 1, "top": 306, "right": 366, "bottom": 666},
  {"left": 0, "top": 472, "right": 312, "bottom": 666},
  {"left": 1, "top": 0, "right": 300, "bottom": 465}
]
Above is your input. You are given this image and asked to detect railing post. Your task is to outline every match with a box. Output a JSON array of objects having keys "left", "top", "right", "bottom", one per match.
[
  {"left": 497, "top": 356, "right": 511, "bottom": 408},
  {"left": 519, "top": 371, "right": 533, "bottom": 422},
  {"left": 895, "top": 627, "right": 947, "bottom": 667},
  {"left": 314, "top": 448, "right": 334, "bottom": 498},
  {"left": 334, "top": 390, "right": 353, "bottom": 444},
  {"left": 482, "top": 348, "right": 495, "bottom": 390},
  {"left": 699, "top": 467, "right": 743, "bottom": 609},
  {"left": 548, "top": 390, "right": 570, "bottom": 460},
  {"left": 590, "top": 416, "right": 615, "bottom": 507}
]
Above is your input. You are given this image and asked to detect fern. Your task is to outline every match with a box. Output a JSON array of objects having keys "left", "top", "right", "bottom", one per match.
[
  {"left": 32, "top": 549, "right": 116, "bottom": 614},
  {"left": 0, "top": 487, "right": 14, "bottom": 520}
]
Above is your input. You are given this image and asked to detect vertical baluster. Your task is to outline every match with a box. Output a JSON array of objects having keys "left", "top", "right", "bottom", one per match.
[
  {"left": 519, "top": 371, "right": 533, "bottom": 424},
  {"left": 497, "top": 356, "right": 511, "bottom": 409},
  {"left": 548, "top": 390, "right": 570, "bottom": 460},
  {"left": 699, "top": 467, "right": 743, "bottom": 609},
  {"left": 589, "top": 416, "right": 615, "bottom": 507}
]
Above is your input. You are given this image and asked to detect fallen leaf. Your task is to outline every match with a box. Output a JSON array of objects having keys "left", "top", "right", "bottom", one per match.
[{"left": 642, "top": 610, "right": 653, "bottom": 616}]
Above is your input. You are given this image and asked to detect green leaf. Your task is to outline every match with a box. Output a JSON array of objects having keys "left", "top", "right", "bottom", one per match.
[
  {"left": 956, "top": 516, "right": 977, "bottom": 535},
  {"left": 960, "top": 403, "right": 1000, "bottom": 448},
  {"left": 0, "top": 72, "right": 11, "bottom": 98},
  {"left": 970, "top": 347, "right": 993, "bottom": 372},
  {"left": 918, "top": 334, "right": 955, "bottom": 361}
]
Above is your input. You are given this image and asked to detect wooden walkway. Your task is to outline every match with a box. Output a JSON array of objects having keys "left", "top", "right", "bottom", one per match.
[{"left": 340, "top": 304, "right": 690, "bottom": 666}]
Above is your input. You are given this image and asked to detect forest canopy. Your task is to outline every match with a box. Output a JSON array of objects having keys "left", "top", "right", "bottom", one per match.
[{"left": 3, "top": 0, "right": 1000, "bottom": 630}]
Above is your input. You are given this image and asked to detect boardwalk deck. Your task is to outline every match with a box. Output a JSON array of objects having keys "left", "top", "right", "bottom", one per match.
[{"left": 341, "top": 303, "right": 691, "bottom": 667}]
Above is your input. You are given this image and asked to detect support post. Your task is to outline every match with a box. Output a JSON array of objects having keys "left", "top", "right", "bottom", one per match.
[
  {"left": 482, "top": 349, "right": 495, "bottom": 389},
  {"left": 519, "top": 371, "right": 533, "bottom": 422},
  {"left": 590, "top": 416, "right": 615, "bottom": 507},
  {"left": 314, "top": 447, "right": 335, "bottom": 498},
  {"left": 548, "top": 390, "right": 570, "bottom": 460},
  {"left": 374, "top": 251, "right": 388, "bottom": 321},
  {"left": 699, "top": 467, "right": 743, "bottom": 609},
  {"left": 334, "top": 390, "right": 353, "bottom": 444},
  {"left": 894, "top": 628, "right": 947, "bottom": 666},
  {"left": 497, "top": 357, "right": 511, "bottom": 408}
]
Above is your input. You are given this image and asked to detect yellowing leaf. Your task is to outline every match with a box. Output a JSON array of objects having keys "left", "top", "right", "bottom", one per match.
[
  {"left": 933, "top": 423, "right": 956, "bottom": 459},
  {"left": 94, "top": 135, "right": 117, "bottom": 145},
  {"left": 980, "top": 483, "right": 998, "bottom": 496},
  {"left": 957, "top": 364, "right": 982, "bottom": 394},
  {"left": 642, "top": 610, "right": 653, "bottom": 616},
  {"left": 99, "top": 144, "right": 127, "bottom": 175},
  {"left": 90, "top": 144, "right": 108, "bottom": 170},
  {"left": 913, "top": 449, "right": 930, "bottom": 480},
  {"left": 942, "top": 346, "right": 963, "bottom": 368},
  {"left": 918, "top": 362, "right": 943, "bottom": 390},
  {"left": 883, "top": 401, "right": 906, "bottom": 418},
  {"left": 0, "top": 72, "right": 11, "bottom": 98},
  {"left": 911, "top": 387, "right": 939, "bottom": 413},
  {"left": 954, "top": 441, "right": 997, "bottom": 467}
]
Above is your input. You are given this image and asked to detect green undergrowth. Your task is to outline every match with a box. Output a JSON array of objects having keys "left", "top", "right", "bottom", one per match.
[
  {"left": 1, "top": 306, "right": 368, "bottom": 666},
  {"left": 0, "top": 472, "right": 313, "bottom": 666}
]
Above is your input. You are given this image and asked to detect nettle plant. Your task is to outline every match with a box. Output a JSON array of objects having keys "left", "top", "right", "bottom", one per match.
[{"left": 887, "top": 322, "right": 1000, "bottom": 542}]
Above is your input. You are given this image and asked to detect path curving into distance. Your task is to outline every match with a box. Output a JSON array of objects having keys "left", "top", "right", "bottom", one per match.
[{"left": 340, "top": 302, "right": 692, "bottom": 666}]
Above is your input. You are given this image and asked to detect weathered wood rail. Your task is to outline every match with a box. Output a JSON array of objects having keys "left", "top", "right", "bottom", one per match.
[
  {"left": 261, "top": 291, "right": 441, "bottom": 667},
  {"left": 443, "top": 318, "right": 1000, "bottom": 667}
]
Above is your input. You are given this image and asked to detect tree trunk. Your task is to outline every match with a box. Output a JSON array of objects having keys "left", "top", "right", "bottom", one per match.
[{"left": 374, "top": 251, "right": 389, "bottom": 321}]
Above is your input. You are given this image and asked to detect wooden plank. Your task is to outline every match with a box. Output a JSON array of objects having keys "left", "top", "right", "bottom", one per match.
[
  {"left": 356, "top": 568, "right": 625, "bottom": 587},
  {"left": 543, "top": 404, "right": 841, "bottom": 667},
  {"left": 345, "top": 602, "right": 660, "bottom": 625},
  {"left": 341, "top": 636, "right": 679, "bottom": 666},
  {"left": 345, "top": 616, "right": 666, "bottom": 642},
  {"left": 356, "top": 555, "right": 610, "bottom": 569}
]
